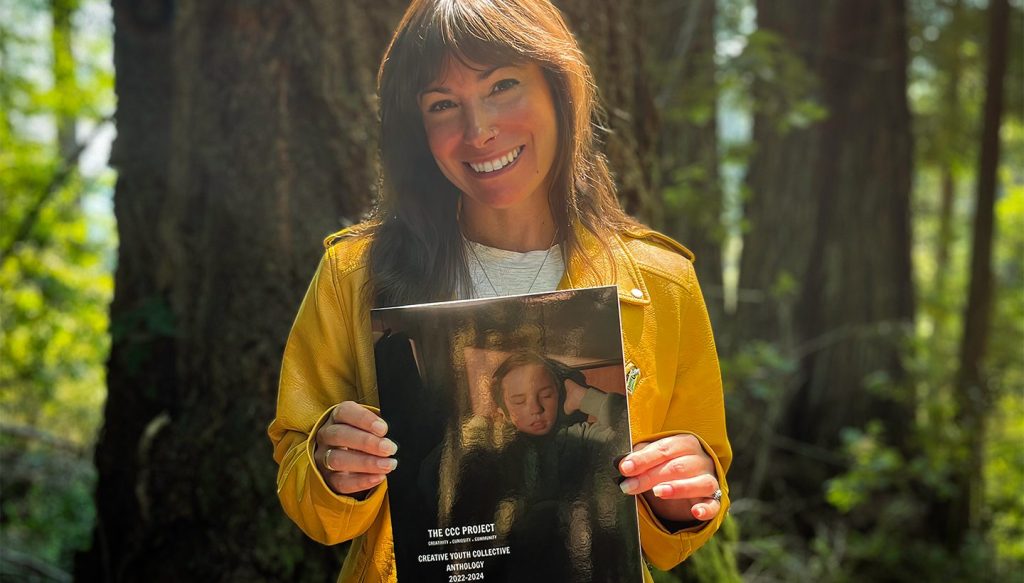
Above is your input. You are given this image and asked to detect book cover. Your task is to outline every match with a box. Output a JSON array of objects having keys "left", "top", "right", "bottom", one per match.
[{"left": 371, "top": 286, "right": 642, "bottom": 583}]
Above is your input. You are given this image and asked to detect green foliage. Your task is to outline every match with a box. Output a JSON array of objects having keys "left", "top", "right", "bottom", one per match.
[
  {"left": 721, "top": 29, "right": 828, "bottom": 134},
  {"left": 0, "top": 0, "right": 115, "bottom": 576},
  {"left": 0, "top": 437, "right": 96, "bottom": 568},
  {"left": 818, "top": 407, "right": 1000, "bottom": 581},
  {"left": 984, "top": 180, "right": 1024, "bottom": 574},
  {"left": 808, "top": 66, "right": 1024, "bottom": 582}
]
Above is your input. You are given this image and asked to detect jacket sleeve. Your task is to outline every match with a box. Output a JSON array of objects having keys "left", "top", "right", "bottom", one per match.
[
  {"left": 267, "top": 247, "right": 387, "bottom": 545},
  {"left": 636, "top": 262, "right": 732, "bottom": 570}
]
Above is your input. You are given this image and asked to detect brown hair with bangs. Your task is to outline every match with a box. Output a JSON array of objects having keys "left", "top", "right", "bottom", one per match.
[{"left": 363, "top": 0, "right": 641, "bottom": 307}]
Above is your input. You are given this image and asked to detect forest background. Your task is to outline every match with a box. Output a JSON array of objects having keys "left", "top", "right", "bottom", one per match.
[{"left": 1, "top": 0, "right": 1022, "bottom": 581}]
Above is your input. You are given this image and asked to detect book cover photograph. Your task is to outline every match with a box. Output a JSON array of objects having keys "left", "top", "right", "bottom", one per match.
[{"left": 371, "top": 286, "right": 642, "bottom": 583}]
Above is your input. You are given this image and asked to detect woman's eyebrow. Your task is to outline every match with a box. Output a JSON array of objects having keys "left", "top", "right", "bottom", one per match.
[
  {"left": 476, "top": 64, "right": 510, "bottom": 80},
  {"left": 419, "top": 65, "right": 514, "bottom": 99}
]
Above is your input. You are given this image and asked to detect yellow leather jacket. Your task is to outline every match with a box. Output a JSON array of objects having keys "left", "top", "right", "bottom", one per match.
[{"left": 269, "top": 225, "right": 732, "bottom": 582}]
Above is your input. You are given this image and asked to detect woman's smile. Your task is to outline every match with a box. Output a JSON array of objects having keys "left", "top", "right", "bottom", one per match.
[{"left": 466, "top": 145, "right": 525, "bottom": 176}]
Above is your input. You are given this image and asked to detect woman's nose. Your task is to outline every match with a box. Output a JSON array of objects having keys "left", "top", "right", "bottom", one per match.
[{"left": 462, "top": 104, "right": 497, "bottom": 148}]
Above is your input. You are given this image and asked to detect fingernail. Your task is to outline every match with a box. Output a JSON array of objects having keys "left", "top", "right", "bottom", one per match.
[
  {"left": 619, "top": 478, "right": 638, "bottom": 494},
  {"left": 621, "top": 459, "right": 636, "bottom": 474},
  {"left": 612, "top": 454, "right": 627, "bottom": 471},
  {"left": 369, "top": 474, "right": 386, "bottom": 485},
  {"left": 653, "top": 484, "right": 671, "bottom": 498},
  {"left": 694, "top": 507, "right": 705, "bottom": 520},
  {"left": 371, "top": 420, "right": 388, "bottom": 436},
  {"left": 380, "top": 439, "right": 398, "bottom": 456},
  {"left": 378, "top": 458, "right": 398, "bottom": 471}
]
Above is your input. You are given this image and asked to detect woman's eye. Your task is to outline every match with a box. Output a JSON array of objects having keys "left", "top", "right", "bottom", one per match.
[
  {"left": 491, "top": 78, "right": 519, "bottom": 94},
  {"left": 428, "top": 100, "right": 456, "bottom": 113}
]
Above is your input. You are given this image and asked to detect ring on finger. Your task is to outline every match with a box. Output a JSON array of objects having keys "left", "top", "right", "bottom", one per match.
[
  {"left": 712, "top": 488, "right": 723, "bottom": 503},
  {"left": 324, "top": 447, "right": 337, "bottom": 472}
]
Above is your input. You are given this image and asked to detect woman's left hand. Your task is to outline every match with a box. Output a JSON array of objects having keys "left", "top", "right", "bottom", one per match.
[{"left": 618, "top": 434, "right": 721, "bottom": 523}]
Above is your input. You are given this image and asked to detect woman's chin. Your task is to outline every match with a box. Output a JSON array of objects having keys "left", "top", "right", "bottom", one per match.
[
  {"left": 460, "top": 187, "right": 548, "bottom": 215},
  {"left": 462, "top": 190, "right": 522, "bottom": 210}
]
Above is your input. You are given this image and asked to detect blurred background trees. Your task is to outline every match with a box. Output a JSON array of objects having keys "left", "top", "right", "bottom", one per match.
[{"left": 0, "top": 0, "right": 1021, "bottom": 581}]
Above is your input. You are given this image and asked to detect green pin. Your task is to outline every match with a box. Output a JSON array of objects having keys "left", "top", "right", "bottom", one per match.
[{"left": 625, "top": 367, "right": 640, "bottom": 394}]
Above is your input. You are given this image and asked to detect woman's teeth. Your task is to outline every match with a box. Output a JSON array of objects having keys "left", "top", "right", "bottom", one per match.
[{"left": 469, "top": 146, "right": 523, "bottom": 173}]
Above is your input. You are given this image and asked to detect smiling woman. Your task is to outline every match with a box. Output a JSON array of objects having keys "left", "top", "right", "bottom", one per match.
[
  {"left": 267, "top": 1, "right": 733, "bottom": 582},
  {"left": 419, "top": 61, "right": 559, "bottom": 248}
]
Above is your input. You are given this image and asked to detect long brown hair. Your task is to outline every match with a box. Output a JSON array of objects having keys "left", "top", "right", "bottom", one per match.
[{"left": 362, "top": 0, "right": 640, "bottom": 307}]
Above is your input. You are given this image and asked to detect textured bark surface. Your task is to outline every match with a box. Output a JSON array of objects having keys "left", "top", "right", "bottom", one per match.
[
  {"left": 647, "top": 0, "right": 723, "bottom": 309},
  {"left": 82, "top": 1, "right": 668, "bottom": 579},
  {"left": 558, "top": 0, "right": 659, "bottom": 221},
  {"left": 737, "top": 0, "right": 827, "bottom": 344},
  {"left": 737, "top": 0, "right": 916, "bottom": 496},
  {"left": 787, "top": 0, "right": 915, "bottom": 449},
  {"left": 75, "top": 0, "right": 179, "bottom": 579},
  {"left": 79, "top": 1, "right": 405, "bottom": 580}
]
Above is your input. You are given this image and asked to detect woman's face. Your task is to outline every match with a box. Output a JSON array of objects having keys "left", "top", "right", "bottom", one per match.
[
  {"left": 418, "top": 59, "right": 558, "bottom": 215},
  {"left": 499, "top": 363, "right": 560, "bottom": 436}
]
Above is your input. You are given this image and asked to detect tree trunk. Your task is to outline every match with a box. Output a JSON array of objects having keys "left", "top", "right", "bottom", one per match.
[
  {"left": 646, "top": 0, "right": 724, "bottom": 323},
  {"left": 736, "top": 0, "right": 824, "bottom": 345},
  {"left": 928, "top": 0, "right": 963, "bottom": 344},
  {"left": 948, "top": 0, "right": 1010, "bottom": 550},
  {"left": 558, "top": 0, "right": 659, "bottom": 221},
  {"left": 934, "top": 169, "right": 956, "bottom": 296},
  {"left": 50, "top": 0, "right": 78, "bottom": 160},
  {"left": 78, "top": 1, "right": 404, "bottom": 580},
  {"left": 789, "top": 0, "right": 915, "bottom": 451},
  {"left": 931, "top": 0, "right": 963, "bottom": 303},
  {"left": 738, "top": 0, "right": 916, "bottom": 503},
  {"left": 74, "top": 0, "right": 178, "bottom": 578}
]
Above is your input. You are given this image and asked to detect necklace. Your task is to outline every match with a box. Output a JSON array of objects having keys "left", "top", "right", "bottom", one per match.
[{"left": 465, "top": 232, "right": 558, "bottom": 297}]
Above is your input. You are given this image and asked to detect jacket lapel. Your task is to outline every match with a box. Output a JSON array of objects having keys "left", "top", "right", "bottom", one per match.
[{"left": 558, "top": 224, "right": 651, "bottom": 306}]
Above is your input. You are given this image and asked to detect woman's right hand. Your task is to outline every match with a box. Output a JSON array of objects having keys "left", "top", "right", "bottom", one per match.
[{"left": 314, "top": 401, "right": 399, "bottom": 496}]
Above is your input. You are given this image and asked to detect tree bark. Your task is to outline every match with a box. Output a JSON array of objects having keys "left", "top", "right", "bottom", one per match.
[
  {"left": 789, "top": 0, "right": 915, "bottom": 451},
  {"left": 78, "top": 1, "right": 404, "bottom": 580},
  {"left": 934, "top": 169, "right": 956, "bottom": 296},
  {"left": 50, "top": 0, "right": 78, "bottom": 160},
  {"left": 558, "top": 0, "right": 659, "bottom": 221},
  {"left": 948, "top": 0, "right": 1010, "bottom": 550},
  {"left": 736, "top": 0, "right": 824, "bottom": 345},
  {"left": 75, "top": 0, "right": 178, "bottom": 579},
  {"left": 646, "top": 0, "right": 724, "bottom": 323},
  {"left": 737, "top": 0, "right": 916, "bottom": 503},
  {"left": 932, "top": 0, "right": 963, "bottom": 303}
]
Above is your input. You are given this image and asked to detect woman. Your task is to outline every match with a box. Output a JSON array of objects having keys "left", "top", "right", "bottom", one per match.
[{"left": 268, "top": 0, "right": 732, "bottom": 581}]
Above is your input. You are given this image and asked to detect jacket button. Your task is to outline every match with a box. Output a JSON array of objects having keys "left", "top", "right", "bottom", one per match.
[{"left": 631, "top": 288, "right": 643, "bottom": 299}]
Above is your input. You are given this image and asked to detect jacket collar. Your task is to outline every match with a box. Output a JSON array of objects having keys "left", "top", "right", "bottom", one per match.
[{"left": 558, "top": 224, "right": 651, "bottom": 306}]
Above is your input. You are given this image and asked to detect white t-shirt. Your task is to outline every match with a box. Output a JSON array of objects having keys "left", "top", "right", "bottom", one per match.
[{"left": 464, "top": 240, "right": 565, "bottom": 299}]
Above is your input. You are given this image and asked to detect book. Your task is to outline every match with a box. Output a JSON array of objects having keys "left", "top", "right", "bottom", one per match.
[{"left": 372, "top": 286, "right": 642, "bottom": 583}]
